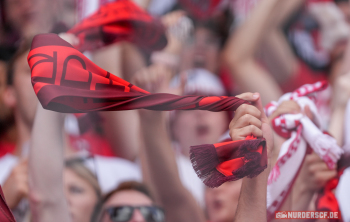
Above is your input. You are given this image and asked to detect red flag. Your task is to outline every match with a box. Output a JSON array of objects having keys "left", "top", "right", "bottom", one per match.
[
  {"left": 28, "top": 33, "right": 267, "bottom": 188},
  {"left": 68, "top": 0, "right": 167, "bottom": 52}
]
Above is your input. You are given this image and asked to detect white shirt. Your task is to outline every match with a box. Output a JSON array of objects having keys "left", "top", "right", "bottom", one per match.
[{"left": 176, "top": 154, "right": 205, "bottom": 207}]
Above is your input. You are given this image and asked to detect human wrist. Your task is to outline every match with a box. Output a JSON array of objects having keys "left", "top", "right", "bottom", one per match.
[
  {"left": 291, "top": 181, "right": 316, "bottom": 211},
  {"left": 331, "top": 105, "right": 346, "bottom": 119}
]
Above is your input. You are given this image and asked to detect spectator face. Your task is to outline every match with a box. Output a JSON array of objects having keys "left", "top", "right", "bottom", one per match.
[
  {"left": 205, "top": 180, "right": 243, "bottom": 222},
  {"left": 4, "top": 0, "right": 57, "bottom": 36},
  {"left": 172, "top": 110, "right": 227, "bottom": 156},
  {"left": 3, "top": 51, "right": 38, "bottom": 129},
  {"left": 101, "top": 190, "right": 153, "bottom": 222},
  {"left": 180, "top": 27, "right": 221, "bottom": 74},
  {"left": 64, "top": 168, "right": 99, "bottom": 222}
]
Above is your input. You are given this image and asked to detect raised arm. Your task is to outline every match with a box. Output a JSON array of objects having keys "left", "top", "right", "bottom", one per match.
[
  {"left": 95, "top": 10, "right": 186, "bottom": 161},
  {"left": 328, "top": 72, "right": 350, "bottom": 146},
  {"left": 28, "top": 104, "right": 70, "bottom": 222},
  {"left": 223, "top": 0, "right": 287, "bottom": 105},
  {"left": 260, "top": 0, "right": 303, "bottom": 83},
  {"left": 229, "top": 95, "right": 274, "bottom": 222},
  {"left": 132, "top": 64, "right": 206, "bottom": 222},
  {"left": 234, "top": 162, "right": 270, "bottom": 222},
  {"left": 94, "top": 43, "right": 145, "bottom": 161},
  {"left": 329, "top": 2, "right": 350, "bottom": 146},
  {"left": 139, "top": 110, "right": 206, "bottom": 222}
]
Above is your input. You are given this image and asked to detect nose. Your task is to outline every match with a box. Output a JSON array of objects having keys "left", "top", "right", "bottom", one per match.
[
  {"left": 129, "top": 209, "right": 146, "bottom": 222},
  {"left": 194, "top": 110, "right": 210, "bottom": 118},
  {"left": 64, "top": 189, "right": 72, "bottom": 207}
]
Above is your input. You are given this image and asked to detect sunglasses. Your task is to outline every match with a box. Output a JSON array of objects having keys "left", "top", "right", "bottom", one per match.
[{"left": 105, "top": 205, "right": 165, "bottom": 222}]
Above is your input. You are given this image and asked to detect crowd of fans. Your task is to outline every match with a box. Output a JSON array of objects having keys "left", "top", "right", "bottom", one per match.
[{"left": 0, "top": 0, "right": 350, "bottom": 221}]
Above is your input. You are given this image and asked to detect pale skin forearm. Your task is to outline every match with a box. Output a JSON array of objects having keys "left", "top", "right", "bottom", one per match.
[
  {"left": 232, "top": 61, "right": 282, "bottom": 106},
  {"left": 224, "top": 0, "right": 280, "bottom": 64},
  {"left": 261, "top": 30, "right": 297, "bottom": 83},
  {"left": 234, "top": 165, "right": 270, "bottom": 222},
  {"left": 93, "top": 43, "right": 143, "bottom": 161},
  {"left": 229, "top": 0, "right": 304, "bottom": 59},
  {"left": 232, "top": 99, "right": 273, "bottom": 222},
  {"left": 139, "top": 110, "right": 206, "bottom": 222},
  {"left": 328, "top": 106, "right": 346, "bottom": 146},
  {"left": 223, "top": 0, "right": 283, "bottom": 105},
  {"left": 100, "top": 110, "right": 141, "bottom": 161},
  {"left": 271, "top": 0, "right": 305, "bottom": 27},
  {"left": 121, "top": 43, "right": 147, "bottom": 82},
  {"left": 29, "top": 105, "right": 70, "bottom": 222}
]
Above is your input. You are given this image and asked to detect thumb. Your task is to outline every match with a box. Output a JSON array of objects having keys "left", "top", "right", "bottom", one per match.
[
  {"left": 236, "top": 92, "right": 260, "bottom": 102},
  {"left": 252, "top": 94, "right": 268, "bottom": 123},
  {"left": 304, "top": 105, "right": 313, "bottom": 120}
]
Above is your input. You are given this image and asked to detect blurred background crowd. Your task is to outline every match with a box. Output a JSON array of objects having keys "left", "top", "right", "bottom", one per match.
[{"left": 1, "top": 0, "right": 350, "bottom": 221}]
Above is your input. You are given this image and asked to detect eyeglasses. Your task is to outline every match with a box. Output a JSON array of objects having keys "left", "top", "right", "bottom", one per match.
[{"left": 105, "top": 205, "right": 165, "bottom": 222}]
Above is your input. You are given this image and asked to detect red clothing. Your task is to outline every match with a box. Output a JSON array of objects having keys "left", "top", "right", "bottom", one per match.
[
  {"left": 0, "top": 140, "right": 15, "bottom": 158},
  {"left": 280, "top": 59, "right": 328, "bottom": 94},
  {"left": 69, "top": 130, "right": 115, "bottom": 157}
]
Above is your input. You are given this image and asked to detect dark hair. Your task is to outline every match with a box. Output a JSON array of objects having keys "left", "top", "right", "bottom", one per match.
[
  {"left": 90, "top": 181, "right": 153, "bottom": 222},
  {"left": 193, "top": 9, "right": 233, "bottom": 48},
  {"left": 170, "top": 3, "right": 234, "bottom": 48},
  {"left": 6, "top": 39, "right": 31, "bottom": 86},
  {"left": 0, "top": 0, "right": 7, "bottom": 31},
  {"left": 0, "top": 46, "right": 17, "bottom": 62}
]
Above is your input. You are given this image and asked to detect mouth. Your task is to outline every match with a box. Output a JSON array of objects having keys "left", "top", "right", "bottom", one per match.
[
  {"left": 193, "top": 54, "right": 205, "bottom": 68},
  {"left": 193, "top": 60, "right": 205, "bottom": 68},
  {"left": 196, "top": 125, "right": 210, "bottom": 137},
  {"left": 212, "top": 199, "right": 223, "bottom": 211}
]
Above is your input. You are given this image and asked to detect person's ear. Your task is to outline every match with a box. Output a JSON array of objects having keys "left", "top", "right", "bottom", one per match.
[{"left": 2, "top": 87, "right": 16, "bottom": 108}]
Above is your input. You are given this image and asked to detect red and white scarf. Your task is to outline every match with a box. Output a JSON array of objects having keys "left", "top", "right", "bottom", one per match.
[{"left": 265, "top": 81, "right": 343, "bottom": 220}]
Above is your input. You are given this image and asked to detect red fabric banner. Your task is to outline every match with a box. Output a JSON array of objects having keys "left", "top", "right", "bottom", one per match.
[
  {"left": 68, "top": 0, "right": 167, "bottom": 52},
  {"left": 28, "top": 33, "right": 267, "bottom": 188}
]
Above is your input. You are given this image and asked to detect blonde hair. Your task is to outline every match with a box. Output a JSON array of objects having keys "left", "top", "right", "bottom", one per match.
[{"left": 65, "top": 158, "right": 102, "bottom": 199}]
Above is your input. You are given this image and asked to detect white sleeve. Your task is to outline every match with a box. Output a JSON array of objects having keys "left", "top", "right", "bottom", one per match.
[{"left": 0, "top": 155, "right": 18, "bottom": 185}]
